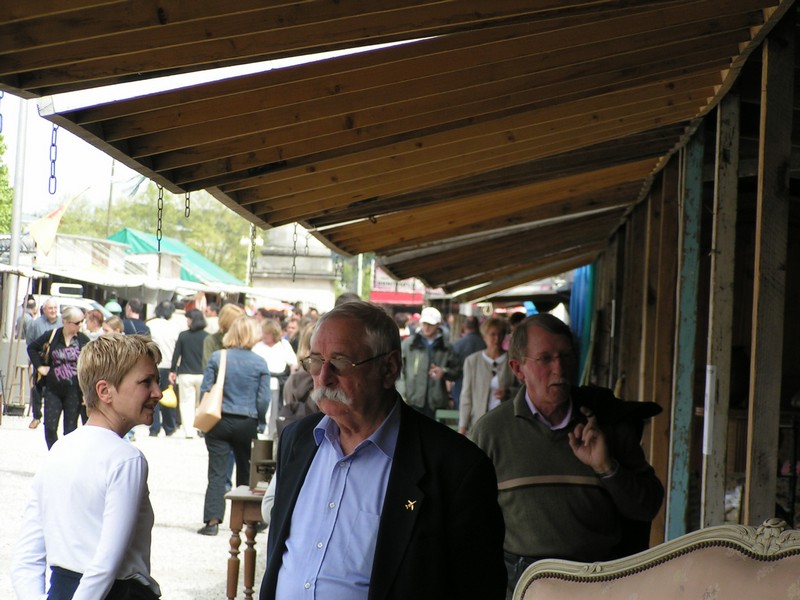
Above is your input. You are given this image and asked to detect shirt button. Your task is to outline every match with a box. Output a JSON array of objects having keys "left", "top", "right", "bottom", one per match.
[
  {"left": 304, "top": 582, "right": 311, "bottom": 589},
  {"left": 339, "top": 461, "right": 347, "bottom": 468},
  {"left": 328, "top": 502, "right": 336, "bottom": 509},
  {"left": 316, "top": 542, "right": 323, "bottom": 549}
]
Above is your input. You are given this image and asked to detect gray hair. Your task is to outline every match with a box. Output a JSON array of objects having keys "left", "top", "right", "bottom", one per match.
[
  {"left": 61, "top": 305, "right": 85, "bottom": 323},
  {"left": 314, "top": 301, "right": 401, "bottom": 356}
]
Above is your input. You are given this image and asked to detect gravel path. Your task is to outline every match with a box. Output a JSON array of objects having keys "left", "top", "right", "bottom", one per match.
[{"left": 0, "top": 414, "right": 267, "bottom": 599}]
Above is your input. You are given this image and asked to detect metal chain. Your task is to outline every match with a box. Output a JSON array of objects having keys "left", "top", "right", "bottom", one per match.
[
  {"left": 304, "top": 232, "right": 310, "bottom": 256},
  {"left": 332, "top": 255, "right": 343, "bottom": 283},
  {"left": 0, "top": 90, "right": 4, "bottom": 133},
  {"left": 184, "top": 192, "right": 191, "bottom": 218},
  {"left": 249, "top": 223, "right": 258, "bottom": 285},
  {"left": 156, "top": 184, "right": 164, "bottom": 252},
  {"left": 48, "top": 124, "right": 59, "bottom": 194},
  {"left": 291, "top": 223, "right": 298, "bottom": 282}
]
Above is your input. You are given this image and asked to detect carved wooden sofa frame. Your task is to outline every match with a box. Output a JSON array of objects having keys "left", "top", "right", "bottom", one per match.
[{"left": 513, "top": 518, "right": 800, "bottom": 600}]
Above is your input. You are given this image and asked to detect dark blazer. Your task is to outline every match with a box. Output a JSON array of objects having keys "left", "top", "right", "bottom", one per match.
[{"left": 260, "top": 399, "right": 507, "bottom": 600}]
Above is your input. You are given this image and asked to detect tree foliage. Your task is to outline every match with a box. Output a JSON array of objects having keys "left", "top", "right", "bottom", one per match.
[
  {"left": 334, "top": 253, "right": 373, "bottom": 300},
  {"left": 0, "top": 135, "right": 13, "bottom": 233},
  {"left": 58, "top": 182, "right": 254, "bottom": 279}
]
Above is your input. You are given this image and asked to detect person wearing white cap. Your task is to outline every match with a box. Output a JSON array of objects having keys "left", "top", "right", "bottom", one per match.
[{"left": 396, "top": 306, "right": 461, "bottom": 418}]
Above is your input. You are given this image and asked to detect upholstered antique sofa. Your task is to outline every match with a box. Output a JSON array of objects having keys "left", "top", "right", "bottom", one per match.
[{"left": 513, "top": 518, "right": 800, "bottom": 599}]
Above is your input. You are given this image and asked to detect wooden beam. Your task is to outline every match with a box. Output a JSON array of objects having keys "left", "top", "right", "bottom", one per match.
[
  {"left": 319, "top": 162, "right": 651, "bottom": 253},
  {"left": 743, "top": 7, "right": 794, "bottom": 526},
  {"left": 420, "top": 211, "right": 625, "bottom": 288},
  {"left": 453, "top": 250, "right": 600, "bottom": 302},
  {"left": 701, "top": 88, "right": 740, "bottom": 527},
  {"left": 310, "top": 127, "right": 684, "bottom": 227}
]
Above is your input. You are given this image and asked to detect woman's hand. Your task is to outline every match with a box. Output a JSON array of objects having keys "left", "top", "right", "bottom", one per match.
[{"left": 37, "top": 366, "right": 50, "bottom": 377}]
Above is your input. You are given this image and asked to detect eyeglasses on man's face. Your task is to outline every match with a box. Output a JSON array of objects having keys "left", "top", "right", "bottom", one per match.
[
  {"left": 522, "top": 352, "right": 575, "bottom": 367},
  {"left": 300, "top": 352, "right": 389, "bottom": 376}
]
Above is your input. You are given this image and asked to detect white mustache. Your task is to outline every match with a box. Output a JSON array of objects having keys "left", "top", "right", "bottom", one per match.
[{"left": 311, "top": 386, "right": 352, "bottom": 406}]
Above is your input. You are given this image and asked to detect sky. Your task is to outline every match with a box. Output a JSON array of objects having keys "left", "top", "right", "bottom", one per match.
[{"left": 2, "top": 93, "right": 122, "bottom": 220}]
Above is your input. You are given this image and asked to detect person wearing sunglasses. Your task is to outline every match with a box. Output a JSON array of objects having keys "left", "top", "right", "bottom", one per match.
[
  {"left": 260, "top": 300, "right": 506, "bottom": 600},
  {"left": 27, "top": 306, "right": 90, "bottom": 449},
  {"left": 471, "top": 314, "right": 663, "bottom": 597}
]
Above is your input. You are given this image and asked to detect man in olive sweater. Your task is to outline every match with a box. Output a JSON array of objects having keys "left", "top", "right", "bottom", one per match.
[{"left": 472, "top": 314, "right": 663, "bottom": 598}]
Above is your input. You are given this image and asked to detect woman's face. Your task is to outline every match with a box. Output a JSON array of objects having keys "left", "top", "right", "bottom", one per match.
[
  {"left": 107, "top": 356, "right": 162, "bottom": 431},
  {"left": 483, "top": 325, "right": 504, "bottom": 353},
  {"left": 64, "top": 313, "right": 85, "bottom": 335}
]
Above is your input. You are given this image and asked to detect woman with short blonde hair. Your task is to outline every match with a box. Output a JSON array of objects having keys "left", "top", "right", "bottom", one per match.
[{"left": 13, "top": 333, "right": 163, "bottom": 599}]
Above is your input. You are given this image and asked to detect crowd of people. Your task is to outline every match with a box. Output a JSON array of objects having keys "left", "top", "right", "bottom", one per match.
[{"left": 12, "top": 292, "right": 664, "bottom": 600}]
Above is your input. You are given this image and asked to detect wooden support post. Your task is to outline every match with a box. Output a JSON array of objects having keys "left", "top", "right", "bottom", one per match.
[
  {"left": 650, "top": 155, "right": 679, "bottom": 544},
  {"left": 701, "top": 89, "right": 740, "bottom": 527},
  {"left": 639, "top": 183, "right": 662, "bottom": 419},
  {"left": 744, "top": 8, "right": 794, "bottom": 526},
  {"left": 619, "top": 203, "right": 648, "bottom": 403},
  {"left": 668, "top": 131, "right": 704, "bottom": 539}
]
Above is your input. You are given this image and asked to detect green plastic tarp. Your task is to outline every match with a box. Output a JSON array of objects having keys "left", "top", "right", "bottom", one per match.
[{"left": 108, "top": 228, "right": 243, "bottom": 286}]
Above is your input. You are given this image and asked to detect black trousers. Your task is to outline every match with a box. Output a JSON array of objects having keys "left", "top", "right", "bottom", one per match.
[
  {"left": 30, "top": 375, "right": 43, "bottom": 420},
  {"left": 43, "top": 386, "right": 80, "bottom": 450},
  {"left": 203, "top": 414, "right": 257, "bottom": 522},
  {"left": 48, "top": 566, "right": 159, "bottom": 599}
]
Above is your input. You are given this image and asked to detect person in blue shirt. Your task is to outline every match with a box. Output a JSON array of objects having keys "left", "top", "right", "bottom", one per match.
[{"left": 260, "top": 301, "right": 506, "bottom": 600}]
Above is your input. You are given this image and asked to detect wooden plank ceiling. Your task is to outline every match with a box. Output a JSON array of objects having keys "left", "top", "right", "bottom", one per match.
[{"left": 1, "top": 0, "right": 793, "bottom": 301}]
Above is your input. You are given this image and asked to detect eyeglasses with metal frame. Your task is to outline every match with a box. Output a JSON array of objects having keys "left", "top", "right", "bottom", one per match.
[{"left": 300, "top": 352, "right": 390, "bottom": 376}]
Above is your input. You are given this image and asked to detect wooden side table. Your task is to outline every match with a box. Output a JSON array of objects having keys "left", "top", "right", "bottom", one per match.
[{"left": 225, "top": 486, "right": 264, "bottom": 600}]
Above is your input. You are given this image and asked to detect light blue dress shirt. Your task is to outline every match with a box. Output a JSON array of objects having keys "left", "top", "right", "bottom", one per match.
[{"left": 275, "top": 400, "right": 401, "bottom": 599}]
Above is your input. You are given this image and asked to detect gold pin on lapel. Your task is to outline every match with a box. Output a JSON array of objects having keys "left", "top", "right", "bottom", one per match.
[{"left": 405, "top": 500, "right": 417, "bottom": 510}]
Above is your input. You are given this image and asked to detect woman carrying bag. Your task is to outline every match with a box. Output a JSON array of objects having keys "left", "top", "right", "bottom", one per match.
[
  {"left": 27, "top": 306, "right": 90, "bottom": 449},
  {"left": 197, "top": 316, "right": 270, "bottom": 536}
]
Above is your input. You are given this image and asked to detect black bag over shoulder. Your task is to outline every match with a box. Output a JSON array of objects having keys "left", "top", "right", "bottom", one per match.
[{"left": 35, "top": 328, "right": 58, "bottom": 387}]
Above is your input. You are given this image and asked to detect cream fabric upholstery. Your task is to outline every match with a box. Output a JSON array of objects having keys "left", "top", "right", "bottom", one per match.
[{"left": 514, "top": 519, "right": 800, "bottom": 600}]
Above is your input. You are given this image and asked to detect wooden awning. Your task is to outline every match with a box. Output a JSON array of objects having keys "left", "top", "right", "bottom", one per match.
[{"left": 1, "top": 0, "right": 793, "bottom": 298}]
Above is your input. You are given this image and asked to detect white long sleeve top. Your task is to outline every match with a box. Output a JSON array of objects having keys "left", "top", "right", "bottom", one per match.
[{"left": 11, "top": 426, "right": 160, "bottom": 600}]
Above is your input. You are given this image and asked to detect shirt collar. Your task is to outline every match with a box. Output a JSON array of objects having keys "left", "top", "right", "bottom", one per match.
[
  {"left": 313, "top": 397, "right": 402, "bottom": 459},
  {"left": 524, "top": 390, "right": 573, "bottom": 430}
]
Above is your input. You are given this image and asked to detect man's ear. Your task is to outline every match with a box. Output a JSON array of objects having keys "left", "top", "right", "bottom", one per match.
[
  {"left": 95, "top": 380, "right": 113, "bottom": 405},
  {"left": 509, "top": 359, "right": 526, "bottom": 382},
  {"left": 383, "top": 350, "right": 402, "bottom": 389}
]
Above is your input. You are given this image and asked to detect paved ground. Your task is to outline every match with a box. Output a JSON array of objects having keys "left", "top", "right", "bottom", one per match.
[{"left": 0, "top": 413, "right": 267, "bottom": 599}]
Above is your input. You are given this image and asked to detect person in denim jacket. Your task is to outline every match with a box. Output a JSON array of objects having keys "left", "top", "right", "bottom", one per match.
[{"left": 197, "top": 316, "right": 271, "bottom": 536}]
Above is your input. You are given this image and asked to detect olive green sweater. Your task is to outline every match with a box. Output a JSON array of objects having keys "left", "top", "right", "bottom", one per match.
[{"left": 472, "top": 386, "right": 663, "bottom": 561}]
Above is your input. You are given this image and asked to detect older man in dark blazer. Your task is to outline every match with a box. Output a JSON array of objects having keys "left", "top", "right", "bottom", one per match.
[{"left": 259, "top": 301, "right": 506, "bottom": 600}]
